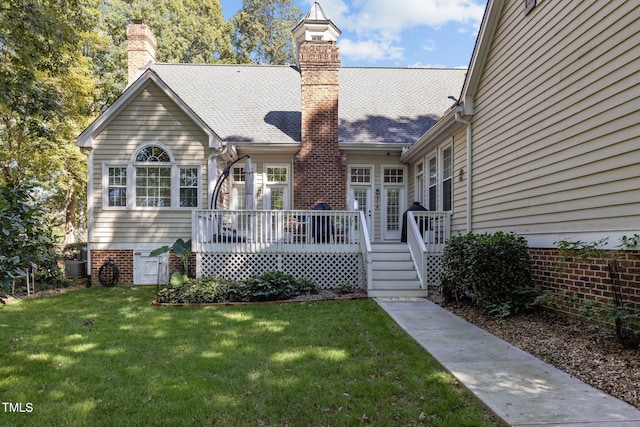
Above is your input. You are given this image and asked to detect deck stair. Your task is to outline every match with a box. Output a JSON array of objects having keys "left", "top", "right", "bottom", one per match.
[{"left": 368, "top": 243, "right": 427, "bottom": 298}]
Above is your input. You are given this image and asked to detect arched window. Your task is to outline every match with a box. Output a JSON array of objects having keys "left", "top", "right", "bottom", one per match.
[
  {"left": 134, "top": 145, "right": 172, "bottom": 207},
  {"left": 135, "top": 145, "right": 171, "bottom": 162},
  {"left": 103, "top": 143, "right": 200, "bottom": 209}
]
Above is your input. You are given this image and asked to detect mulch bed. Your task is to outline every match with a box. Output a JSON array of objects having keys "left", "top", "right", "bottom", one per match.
[{"left": 427, "top": 292, "right": 640, "bottom": 410}]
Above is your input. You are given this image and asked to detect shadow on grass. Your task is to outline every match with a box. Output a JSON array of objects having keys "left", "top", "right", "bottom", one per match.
[{"left": 0, "top": 287, "right": 499, "bottom": 426}]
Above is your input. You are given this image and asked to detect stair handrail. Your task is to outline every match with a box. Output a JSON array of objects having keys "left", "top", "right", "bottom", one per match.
[
  {"left": 406, "top": 211, "right": 427, "bottom": 288},
  {"left": 358, "top": 210, "right": 373, "bottom": 292}
]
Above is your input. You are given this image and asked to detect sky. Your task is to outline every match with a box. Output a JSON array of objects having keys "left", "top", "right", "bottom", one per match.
[{"left": 220, "top": 0, "right": 488, "bottom": 69}]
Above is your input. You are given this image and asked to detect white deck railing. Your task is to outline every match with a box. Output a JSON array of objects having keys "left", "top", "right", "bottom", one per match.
[
  {"left": 406, "top": 211, "right": 451, "bottom": 288},
  {"left": 193, "top": 210, "right": 365, "bottom": 254}
]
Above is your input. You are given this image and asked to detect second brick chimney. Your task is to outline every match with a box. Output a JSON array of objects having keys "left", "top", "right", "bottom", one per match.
[
  {"left": 292, "top": 2, "right": 346, "bottom": 210},
  {"left": 127, "top": 19, "right": 157, "bottom": 84}
]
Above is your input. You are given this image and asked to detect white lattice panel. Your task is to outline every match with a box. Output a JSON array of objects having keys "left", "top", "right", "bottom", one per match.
[
  {"left": 197, "top": 252, "right": 365, "bottom": 290},
  {"left": 424, "top": 254, "right": 443, "bottom": 287}
]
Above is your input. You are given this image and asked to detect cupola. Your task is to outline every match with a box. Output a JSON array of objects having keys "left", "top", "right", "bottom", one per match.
[{"left": 292, "top": 1, "right": 341, "bottom": 65}]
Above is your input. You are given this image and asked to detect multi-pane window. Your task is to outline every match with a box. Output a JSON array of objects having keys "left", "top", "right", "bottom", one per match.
[
  {"left": 270, "top": 188, "right": 285, "bottom": 210},
  {"left": 442, "top": 147, "right": 452, "bottom": 211},
  {"left": 135, "top": 145, "right": 170, "bottom": 162},
  {"left": 179, "top": 167, "right": 199, "bottom": 208},
  {"left": 231, "top": 166, "right": 246, "bottom": 210},
  {"left": 104, "top": 144, "right": 200, "bottom": 209},
  {"left": 135, "top": 166, "right": 171, "bottom": 207},
  {"left": 233, "top": 167, "right": 246, "bottom": 183},
  {"left": 266, "top": 167, "right": 287, "bottom": 183},
  {"left": 384, "top": 168, "right": 404, "bottom": 183},
  {"left": 350, "top": 167, "right": 371, "bottom": 183},
  {"left": 107, "top": 167, "right": 127, "bottom": 207},
  {"left": 428, "top": 156, "right": 437, "bottom": 211},
  {"left": 265, "top": 166, "right": 289, "bottom": 210},
  {"left": 415, "top": 162, "right": 424, "bottom": 205}
]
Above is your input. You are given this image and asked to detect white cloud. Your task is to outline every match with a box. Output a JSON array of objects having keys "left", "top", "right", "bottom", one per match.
[
  {"left": 338, "top": 37, "right": 404, "bottom": 62},
  {"left": 421, "top": 39, "right": 436, "bottom": 52},
  {"left": 346, "top": 0, "right": 486, "bottom": 32},
  {"left": 299, "top": 0, "right": 486, "bottom": 66}
]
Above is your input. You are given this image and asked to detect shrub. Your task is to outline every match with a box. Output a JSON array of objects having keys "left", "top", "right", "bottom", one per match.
[
  {"left": 156, "top": 271, "right": 319, "bottom": 304},
  {"left": 337, "top": 281, "right": 354, "bottom": 294},
  {"left": 0, "top": 186, "right": 66, "bottom": 302},
  {"left": 439, "top": 232, "right": 537, "bottom": 317},
  {"left": 157, "top": 276, "right": 235, "bottom": 304}
]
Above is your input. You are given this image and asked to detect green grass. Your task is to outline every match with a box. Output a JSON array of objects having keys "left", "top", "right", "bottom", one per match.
[{"left": 1, "top": 287, "right": 498, "bottom": 426}]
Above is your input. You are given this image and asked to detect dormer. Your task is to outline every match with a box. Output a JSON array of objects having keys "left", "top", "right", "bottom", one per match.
[{"left": 292, "top": 1, "right": 341, "bottom": 65}]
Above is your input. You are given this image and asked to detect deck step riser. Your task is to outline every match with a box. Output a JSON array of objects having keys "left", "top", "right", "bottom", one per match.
[{"left": 369, "top": 243, "right": 425, "bottom": 297}]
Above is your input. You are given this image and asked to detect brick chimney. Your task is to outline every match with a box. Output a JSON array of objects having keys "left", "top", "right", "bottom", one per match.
[
  {"left": 292, "top": 2, "right": 347, "bottom": 210},
  {"left": 127, "top": 19, "right": 157, "bottom": 84}
]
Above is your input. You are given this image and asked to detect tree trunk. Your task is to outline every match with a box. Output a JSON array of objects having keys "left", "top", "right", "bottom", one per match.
[{"left": 64, "top": 182, "right": 76, "bottom": 245}]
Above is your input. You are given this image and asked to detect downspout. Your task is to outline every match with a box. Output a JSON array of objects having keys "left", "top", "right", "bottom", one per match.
[
  {"left": 454, "top": 110, "right": 473, "bottom": 233},
  {"left": 80, "top": 147, "right": 93, "bottom": 286}
]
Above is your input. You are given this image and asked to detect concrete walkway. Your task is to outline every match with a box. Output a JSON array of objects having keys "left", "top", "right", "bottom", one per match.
[{"left": 375, "top": 298, "right": 640, "bottom": 427}]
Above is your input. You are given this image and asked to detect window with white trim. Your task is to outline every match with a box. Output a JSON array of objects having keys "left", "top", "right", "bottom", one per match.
[
  {"left": 383, "top": 167, "right": 404, "bottom": 184},
  {"left": 231, "top": 166, "right": 247, "bottom": 210},
  {"left": 179, "top": 167, "right": 199, "bottom": 208},
  {"left": 107, "top": 167, "right": 127, "bottom": 207},
  {"left": 427, "top": 156, "right": 437, "bottom": 211},
  {"left": 135, "top": 165, "right": 171, "bottom": 207},
  {"left": 103, "top": 143, "right": 201, "bottom": 209},
  {"left": 264, "top": 165, "right": 289, "bottom": 210},
  {"left": 350, "top": 167, "right": 371, "bottom": 183},
  {"left": 441, "top": 146, "right": 453, "bottom": 211},
  {"left": 415, "top": 162, "right": 424, "bottom": 205}
]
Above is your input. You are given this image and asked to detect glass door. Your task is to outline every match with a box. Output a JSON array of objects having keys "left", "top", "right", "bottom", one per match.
[
  {"left": 382, "top": 167, "right": 406, "bottom": 241},
  {"left": 350, "top": 187, "right": 373, "bottom": 241}
]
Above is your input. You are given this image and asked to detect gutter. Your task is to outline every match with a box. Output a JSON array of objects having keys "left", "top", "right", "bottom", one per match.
[{"left": 454, "top": 110, "right": 473, "bottom": 233}]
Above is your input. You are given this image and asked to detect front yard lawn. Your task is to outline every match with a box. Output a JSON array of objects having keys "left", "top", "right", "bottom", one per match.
[{"left": 1, "top": 287, "right": 498, "bottom": 426}]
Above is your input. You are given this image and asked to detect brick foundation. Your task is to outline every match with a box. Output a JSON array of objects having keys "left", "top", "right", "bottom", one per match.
[
  {"left": 168, "top": 252, "right": 197, "bottom": 278},
  {"left": 529, "top": 248, "right": 640, "bottom": 320},
  {"left": 89, "top": 250, "right": 197, "bottom": 286},
  {"left": 90, "top": 250, "right": 134, "bottom": 286}
]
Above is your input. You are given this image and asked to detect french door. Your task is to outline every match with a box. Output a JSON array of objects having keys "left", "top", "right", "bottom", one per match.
[
  {"left": 382, "top": 167, "right": 406, "bottom": 241},
  {"left": 349, "top": 186, "right": 373, "bottom": 241}
]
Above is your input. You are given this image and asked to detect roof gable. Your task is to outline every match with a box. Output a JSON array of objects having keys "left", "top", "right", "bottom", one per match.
[
  {"left": 149, "top": 64, "right": 302, "bottom": 145},
  {"left": 76, "top": 69, "right": 222, "bottom": 149}
]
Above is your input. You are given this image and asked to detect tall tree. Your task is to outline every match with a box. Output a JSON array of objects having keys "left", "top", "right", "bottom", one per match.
[
  {"left": 0, "top": 0, "right": 93, "bottom": 183},
  {"left": 91, "top": 0, "right": 235, "bottom": 111},
  {"left": 231, "top": 0, "right": 303, "bottom": 65},
  {"left": 0, "top": 0, "right": 95, "bottom": 244}
]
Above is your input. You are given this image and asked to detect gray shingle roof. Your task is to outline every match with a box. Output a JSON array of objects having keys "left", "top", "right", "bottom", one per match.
[
  {"left": 339, "top": 68, "right": 465, "bottom": 144},
  {"left": 149, "top": 63, "right": 466, "bottom": 145}
]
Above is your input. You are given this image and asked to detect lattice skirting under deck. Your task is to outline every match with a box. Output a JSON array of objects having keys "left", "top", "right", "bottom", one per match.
[
  {"left": 424, "top": 254, "right": 443, "bottom": 287},
  {"left": 197, "top": 252, "right": 365, "bottom": 290}
]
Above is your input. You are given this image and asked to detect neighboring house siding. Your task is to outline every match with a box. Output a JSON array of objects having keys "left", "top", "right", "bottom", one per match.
[
  {"left": 91, "top": 81, "right": 210, "bottom": 248},
  {"left": 470, "top": 0, "right": 640, "bottom": 245}
]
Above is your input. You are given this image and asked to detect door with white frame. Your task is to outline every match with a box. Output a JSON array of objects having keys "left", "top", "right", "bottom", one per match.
[
  {"left": 382, "top": 167, "right": 406, "bottom": 241},
  {"left": 349, "top": 186, "right": 373, "bottom": 241},
  {"left": 263, "top": 165, "right": 290, "bottom": 241},
  {"left": 348, "top": 166, "right": 374, "bottom": 241},
  {"left": 263, "top": 165, "right": 290, "bottom": 210}
]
